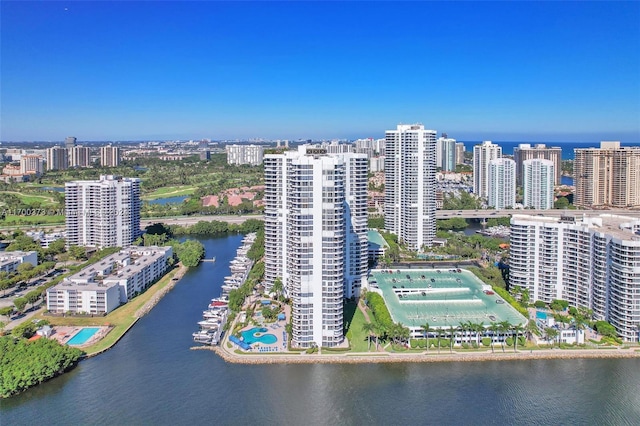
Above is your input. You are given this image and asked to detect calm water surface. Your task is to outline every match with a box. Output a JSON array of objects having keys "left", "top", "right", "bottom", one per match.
[
  {"left": 2, "top": 235, "right": 639, "bottom": 425},
  {"left": 146, "top": 195, "right": 188, "bottom": 205}
]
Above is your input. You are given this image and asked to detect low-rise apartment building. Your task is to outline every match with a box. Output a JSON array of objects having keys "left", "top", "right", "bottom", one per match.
[
  {"left": 0, "top": 251, "right": 38, "bottom": 274},
  {"left": 46, "top": 246, "right": 173, "bottom": 315}
]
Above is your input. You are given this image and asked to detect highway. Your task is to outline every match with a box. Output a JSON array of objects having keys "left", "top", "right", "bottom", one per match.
[
  {"left": 2, "top": 209, "right": 640, "bottom": 233},
  {"left": 141, "top": 214, "right": 260, "bottom": 227},
  {"left": 149, "top": 209, "right": 640, "bottom": 226},
  {"left": 436, "top": 208, "right": 640, "bottom": 219}
]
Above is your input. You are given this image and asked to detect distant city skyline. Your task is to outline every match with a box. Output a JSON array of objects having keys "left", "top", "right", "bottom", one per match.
[{"left": 1, "top": 1, "right": 639, "bottom": 142}]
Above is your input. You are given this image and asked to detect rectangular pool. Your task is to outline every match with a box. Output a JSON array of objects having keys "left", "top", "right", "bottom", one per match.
[{"left": 67, "top": 327, "right": 100, "bottom": 345}]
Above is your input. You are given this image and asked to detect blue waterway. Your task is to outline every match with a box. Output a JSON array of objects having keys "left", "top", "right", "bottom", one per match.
[
  {"left": 2, "top": 235, "right": 640, "bottom": 425},
  {"left": 460, "top": 141, "right": 640, "bottom": 160}
]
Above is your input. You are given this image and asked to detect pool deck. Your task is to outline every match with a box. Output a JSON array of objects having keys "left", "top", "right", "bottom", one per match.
[
  {"left": 49, "top": 326, "right": 112, "bottom": 348},
  {"left": 238, "top": 323, "right": 288, "bottom": 353}
]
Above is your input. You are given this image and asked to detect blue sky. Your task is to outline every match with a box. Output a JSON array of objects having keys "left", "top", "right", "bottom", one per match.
[{"left": 1, "top": 1, "right": 639, "bottom": 142}]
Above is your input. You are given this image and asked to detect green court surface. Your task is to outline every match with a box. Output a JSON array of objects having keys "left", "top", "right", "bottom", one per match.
[{"left": 369, "top": 268, "right": 526, "bottom": 330}]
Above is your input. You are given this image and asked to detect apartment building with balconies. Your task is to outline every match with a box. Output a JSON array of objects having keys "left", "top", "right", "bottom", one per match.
[
  {"left": 263, "top": 145, "right": 368, "bottom": 348},
  {"left": 46, "top": 246, "right": 172, "bottom": 315},
  {"left": 65, "top": 175, "right": 141, "bottom": 248},
  {"left": 510, "top": 214, "right": 640, "bottom": 341},
  {"left": 384, "top": 124, "right": 437, "bottom": 251}
]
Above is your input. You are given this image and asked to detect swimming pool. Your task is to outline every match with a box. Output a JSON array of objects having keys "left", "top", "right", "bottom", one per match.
[
  {"left": 240, "top": 327, "right": 277, "bottom": 345},
  {"left": 67, "top": 328, "right": 100, "bottom": 346}
]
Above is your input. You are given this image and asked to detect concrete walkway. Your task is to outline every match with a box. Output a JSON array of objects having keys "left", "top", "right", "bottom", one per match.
[{"left": 206, "top": 342, "right": 640, "bottom": 365}]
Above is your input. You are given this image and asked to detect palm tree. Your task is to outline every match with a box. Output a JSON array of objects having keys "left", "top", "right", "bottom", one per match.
[
  {"left": 388, "top": 323, "right": 400, "bottom": 346},
  {"left": 448, "top": 326, "right": 456, "bottom": 353},
  {"left": 457, "top": 323, "right": 467, "bottom": 347},
  {"left": 499, "top": 321, "right": 511, "bottom": 353},
  {"left": 545, "top": 327, "right": 559, "bottom": 347},
  {"left": 512, "top": 323, "right": 525, "bottom": 352},
  {"left": 399, "top": 324, "right": 411, "bottom": 347},
  {"left": 489, "top": 322, "right": 499, "bottom": 353},
  {"left": 525, "top": 319, "right": 538, "bottom": 343},
  {"left": 362, "top": 322, "right": 375, "bottom": 351},
  {"left": 421, "top": 323, "right": 432, "bottom": 352},
  {"left": 373, "top": 323, "right": 383, "bottom": 351},
  {"left": 572, "top": 312, "right": 587, "bottom": 345},
  {"left": 437, "top": 328, "right": 443, "bottom": 354},
  {"left": 458, "top": 321, "right": 470, "bottom": 345},
  {"left": 272, "top": 277, "right": 283, "bottom": 301},
  {"left": 475, "top": 322, "right": 485, "bottom": 348}
]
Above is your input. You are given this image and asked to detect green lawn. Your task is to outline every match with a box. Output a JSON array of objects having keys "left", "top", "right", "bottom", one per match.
[
  {"left": 143, "top": 185, "right": 197, "bottom": 200},
  {"left": 0, "top": 214, "right": 65, "bottom": 225},
  {"left": 0, "top": 191, "right": 59, "bottom": 206},
  {"left": 345, "top": 303, "right": 371, "bottom": 352}
]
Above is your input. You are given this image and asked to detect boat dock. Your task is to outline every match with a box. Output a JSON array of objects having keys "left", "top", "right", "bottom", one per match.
[{"left": 192, "top": 233, "right": 256, "bottom": 346}]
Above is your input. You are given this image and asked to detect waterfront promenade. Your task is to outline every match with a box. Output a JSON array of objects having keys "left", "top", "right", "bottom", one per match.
[
  {"left": 205, "top": 298, "right": 640, "bottom": 364},
  {"left": 204, "top": 340, "right": 640, "bottom": 365}
]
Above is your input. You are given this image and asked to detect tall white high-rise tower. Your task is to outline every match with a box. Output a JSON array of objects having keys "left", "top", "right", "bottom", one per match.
[
  {"left": 487, "top": 158, "right": 516, "bottom": 209},
  {"left": 473, "top": 141, "right": 502, "bottom": 199},
  {"left": 384, "top": 124, "right": 437, "bottom": 251},
  {"left": 436, "top": 136, "right": 457, "bottom": 171},
  {"left": 263, "top": 146, "right": 368, "bottom": 348},
  {"left": 65, "top": 175, "right": 141, "bottom": 248},
  {"left": 523, "top": 159, "right": 555, "bottom": 210}
]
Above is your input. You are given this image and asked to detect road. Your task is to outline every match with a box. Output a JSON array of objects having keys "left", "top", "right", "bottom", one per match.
[
  {"left": 2, "top": 209, "right": 640, "bottom": 233},
  {"left": 141, "top": 214, "right": 260, "bottom": 227},
  {"left": 436, "top": 208, "right": 640, "bottom": 219}
]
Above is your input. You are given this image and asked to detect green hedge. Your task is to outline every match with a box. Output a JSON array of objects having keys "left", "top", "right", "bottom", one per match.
[
  {"left": 409, "top": 339, "right": 427, "bottom": 349},
  {"left": 322, "top": 346, "right": 350, "bottom": 352},
  {"left": 364, "top": 292, "right": 393, "bottom": 330},
  {"left": 493, "top": 287, "right": 529, "bottom": 317},
  {"left": 482, "top": 337, "right": 491, "bottom": 347}
]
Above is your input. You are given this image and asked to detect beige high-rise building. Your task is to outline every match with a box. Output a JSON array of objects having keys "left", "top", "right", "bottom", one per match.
[
  {"left": 70, "top": 146, "right": 91, "bottom": 168},
  {"left": 455, "top": 142, "right": 465, "bottom": 165},
  {"left": 100, "top": 145, "right": 120, "bottom": 167},
  {"left": 574, "top": 141, "right": 640, "bottom": 208},
  {"left": 46, "top": 146, "right": 69, "bottom": 171},
  {"left": 20, "top": 154, "right": 44, "bottom": 176},
  {"left": 513, "top": 144, "right": 562, "bottom": 186}
]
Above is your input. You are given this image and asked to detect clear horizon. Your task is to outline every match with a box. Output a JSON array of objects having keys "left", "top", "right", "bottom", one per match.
[{"left": 1, "top": 1, "right": 639, "bottom": 143}]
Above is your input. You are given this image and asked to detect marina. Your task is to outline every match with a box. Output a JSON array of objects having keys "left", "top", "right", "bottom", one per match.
[
  {"left": 192, "top": 233, "right": 256, "bottom": 345},
  {"left": 476, "top": 225, "right": 511, "bottom": 238}
]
